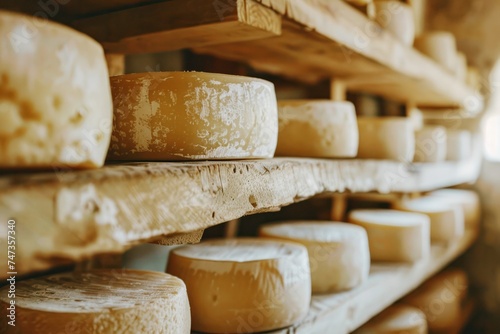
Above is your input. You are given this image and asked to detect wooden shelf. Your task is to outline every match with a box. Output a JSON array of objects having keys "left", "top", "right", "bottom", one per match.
[
  {"left": 0, "top": 157, "right": 480, "bottom": 277},
  {"left": 270, "top": 229, "right": 477, "bottom": 334},
  {"left": 68, "top": 0, "right": 482, "bottom": 109}
]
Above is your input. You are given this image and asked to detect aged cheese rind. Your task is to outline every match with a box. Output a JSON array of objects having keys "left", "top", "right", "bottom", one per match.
[
  {"left": 414, "top": 32, "right": 457, "bottom": 73},
  {"left": 0, "top": 10, "right": 112, "bottom": 168},
  {"left": 357, "top": 117, "right": 415, "bottom": 161},
  {"left": 414, "top": 126, "right": 447, "bottom": 163},
  {"left": 393, "top": 197, "right": 465, "bottom": 242},
  {"left": 426, "top": 189, "right": 480, "bottom": 229},
  {"left": 373, "top": 1, "right": 415, "bottom": 46},
  {"left": 348, "top": 209, "right": 430, "bottom": 262},
  {"left": 276, "top": 100, "right": 358, "bottom": 158},
  {"left": 108, "top": 72, "right": 278, "bottom": 161},
  {"left": 259, "top": 221, "right": 370, "bottom": 293},
  {"left": 0, "top": 270, "right": 191, "bottom": 334},
  {"left": 354, "top": 304, "right": 427, "bottom": 334},
  {"left": 167, "top": 238, "right": 311, "bottom": 333}
]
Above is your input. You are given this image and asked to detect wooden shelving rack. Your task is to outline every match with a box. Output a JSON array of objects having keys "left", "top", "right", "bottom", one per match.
[{"left": 0, "top": 0, "right": 483, "bottom": 332}]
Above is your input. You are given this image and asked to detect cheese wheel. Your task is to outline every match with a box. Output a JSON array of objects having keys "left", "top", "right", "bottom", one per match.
[
  {"left": 402, "top": 269, "right": 468, "bottom": 332},
  {"left": 0, "top": 10, "right": 113, "bottom": 169},
  {"left": 348, "top": 209, "right": 430, "bottom": 262},
  {"left": 105, "top": 53, "right": 125, "bottom": 76},
  {"left": 455, "top": 52, "right": 467, "bottom": 82},
  {"left": 446, "top": 129, "right": 472, "bottom": 161},
  {"left": 0, "top": 270, "right": 190, "bottom": 334},
  {"left": 167, "top": 238, "right": 311, "bottom": 333},
  {"left": 354, "top": 305, "right": 427, "bottom": 334},
  {"left": 373, "top": 1, "right": 415, "bottom": 45},
  {"left": 276, "top": 100, "right": 358, "bottom": 158},
  {"left": 259, "top": 221, "right": 370, "bottom": 293},
  {"left": 414, "top": 126, "right": 447, "bottom": 163},
  {"left": 426, "top": 189, "right": 480, "bottom": 229},
  {"left": 408, "top": 107, "right": 424, "bottom": 131},
  {"left": 466, "top": 66, "right": 481, "bottom": 91},
  {"left": 108, "top": 72, "right": 278, "bottom": 161},
  {"left": 357, "top": 117, "right": 415, "bottom": 161},
  {"left": 414, "top": 32, "right": 457, "bottom": 73},
  {"left": 393, "top": 197, "right": 465, "bottom": 242}
]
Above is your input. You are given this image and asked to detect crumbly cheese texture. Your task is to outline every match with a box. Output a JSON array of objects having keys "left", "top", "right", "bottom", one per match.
[
  {"left": 108, "top": 72, "right": 278, "bottom": 161},
  {"left": 0, "top": 270, "right": 191, "bottom": 334},
  {"left": 414, "top": 126, "right": 447, "bottom": 163},
  {"left": 426, "top": 189, "right": 480, "bottom": 229},
  {"left": 167, "top": 238, "right": 311, "bottom": 333},
  {"left": 259, "top": 221, "right": 370, "bottom": 293},
  {"left": 446, "top": 129, "right": 472, "bottom": 161},
  {"left": 276, "top": 100, "right": 358, "bottom": 158},
  {"left": 348, "top": 209, "right": 430, "bottom": 262},
  {"left": 0, "top": 10, "right": 112, "bottom": 168},
  {"left": 357, "top": 117, "right": 415, "bottom": 161},
  {"left": 354, "top": 305, "right": 427, "bottom": 334},
  {"left": 402, "top": 269, "right": 468, "bottom": 332},
  {"left": 393, "top": 196, "right": 465, "bottom": 242}
]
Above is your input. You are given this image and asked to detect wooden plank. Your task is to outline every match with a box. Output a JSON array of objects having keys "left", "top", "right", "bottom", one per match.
[
  {"left": 72, "top": 0, "right": 281, "bottom": 54},
  {"left": 0, "top": 158, "right": 480, "bottom": 277},
  {"left": 270, "top": 229, "right": 477, "bottom": 334}
]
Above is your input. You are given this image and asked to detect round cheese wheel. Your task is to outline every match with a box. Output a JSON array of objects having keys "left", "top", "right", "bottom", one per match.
[
  {"left": 393, "top": 197, "right": 465, "bottom": 242},
  {"left": 0, "top": 270, "right": 190, "bottom": 334},
  {"left": 354, "top": 305, "right": 427, "bottom": 334},
  {"left": 0, "top": 10, "right": 113, "bottom": 169},
  {"left": 414, "top": 126, "right": 447, "bottom": 163},
  {"left": 108, "top": 72, "right": 278, "bottom": 161},
  {"left": 446, "top": 129, "right": 472, "bottom": 161},
  {"left": 259, "top": 221, "right": 370, "bottom": 294},
  {"left": 414, "top": 32, "right": 457, "bottom": 73},
  {"left": 373, "top": 1, "right": 415, "bottom": 45},
  {"left": 403, "top": 269, "right": 468, "bottom": 332},
  {"left": 348, "top": 209, "right": 430, "bottom": 262},
  {"left": 276, "top": 100, "right": 358, "bottom": 158},
  {"left": 357, "top": 117, "right": 415, "bottom": 161},
  {"left": 426, "top": 189, "right": 480, "bottom": 229},
  {"left": 167, "top": 238, "right": 311, "bottom": 333}
]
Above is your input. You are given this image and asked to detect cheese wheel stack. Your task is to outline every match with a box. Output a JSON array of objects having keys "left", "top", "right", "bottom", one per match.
[
  {"left": 414, "top": 126, "right": 447, "bottom": 163},
  {"left": 426, "top": 189, "right": 480, "bottom": 229},
  {"left": 108, "top": 72, "right": 278, "bottom": 161},
  {"left": 276, "top": 100, "right": 359, "bottom": 158},
  {"left": 167, "top": 238, "right": 311, "bottom": 333},
  {"left": 357, "top": 117, "right": 415, "bottom": 161},
  {"left": 259, "top": 221, "right": 370, "bottom": 293},
  {"left": 354, "top": 305, "right": 427, "bottom": 334},
  {"left": 402, "top": 269, "right": 468, "bottom": 332},
  {"left": 0, "top": 270, "right": 191, "bottom": 334},
  {"left": 0, "top": 10, "right": 113, "bottom": 169},
  {"left": 393, "top": 197, "right": 465, "bottom": 242},
  {"left": 348, "top": 209, "right": 430, "bottom": 262}
]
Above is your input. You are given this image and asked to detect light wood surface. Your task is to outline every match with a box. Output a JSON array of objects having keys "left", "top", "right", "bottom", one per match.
[
  {"left": 269, "top": 229, "right": 477, "bottom": 334},
  {"left": 0, "top": 157, "right": 480, "bottom": 277}
]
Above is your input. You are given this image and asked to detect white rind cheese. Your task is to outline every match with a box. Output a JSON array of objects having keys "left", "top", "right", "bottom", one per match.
[
  {"left": 446, "top": 129, "right": 472, "bottom": 161},
  {"left": 414, "top": 126, "right": 447, "bottom": 163},
  {"left": 108, "top": 72, "right": 278, "bottom": 161},
  {"left": 348, "top": 209, "right": 430, "bottom": 262},
  {"left": 354, "top": 304, "right": 427, "bottom": 334},
  {"left": 0, "top": 10, "right": 113, "bottom": 169},
  {"left": 426, "top": 189, "right": 480, "bottom": 229},
  {"left": 276, "top": 100, "right": 358, "bottom": 158},
  {"left": 393, "top": 197, "right": 465, "bottom": 242},
  {"left": 259, "top": 221, "right": 370, "bottom": 294},
  {"left": 0, "top": 270, "right": 191, "bottom": 334},
  {"left": 167, "top": 238, "right": 311, "bottom": 333},
  {"left": 373, "top": 1, "right": 415, "bottom": 46},
  {"left": 414, "top": 32, "right": 457, "bottom": 73},
  {"left": 357, "top": 117, "right": 415, "bottom": 161}
]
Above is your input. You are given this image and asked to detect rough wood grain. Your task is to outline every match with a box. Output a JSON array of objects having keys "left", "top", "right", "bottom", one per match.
[
  {"left": 0, "top": 158, "right": 480, "bottom": 277},
  {"left": 270, "top": 229, "right": 477, "bottom": 334},
  {"left": 72, "top": 0, "right": 281, "bottom": 54}
]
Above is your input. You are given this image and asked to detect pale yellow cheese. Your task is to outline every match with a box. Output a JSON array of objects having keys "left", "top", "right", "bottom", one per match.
[
  {"left": 0, "top": 10, "right": 113, "bottom": 168},
  {"left": 167, "top": 238, "right": 311, "bottom": 333},
  {"left": 276, "top": 100, "right": 358, "bottom": 158},
  {"left": 259, "top": 221, "right": 370, "bottom": 294},
  {"left": 393, "top": 197, "right": 465, "bottom": 242},
  {"left": 414, "top": 32, "right": 457, "bottom": 73},
  {"left": 357, "top": 117, "right": 415, "bottom": 161},
  {"left": 402, "top": 269, "right": 468, "bottom": 332},
  {"left": 348, "top": 209, "right": 430, "bottom": 262},
  {"left": 373, "top": 1, "right": 415, "bottom": 45},
  {"left": 414, "top": 126, "right": 447, "bottom": 163},
  {"left": 354, "top": 305, "right": 427, "bottom": 334},
  {"left": 426, "top": 189, "right": 480, "bottom": 229},
  {"left": 0, "top": 270, "right": 190, "bottom": 334},
  {"left": 446, "top": 129, "right": 472, "bottom": 161},
  {"left": 108, "top": 72, "right": 278, "bottom": 161},
  {"left": 455, "top": 52, "right": 467, "bottom": 82}
]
